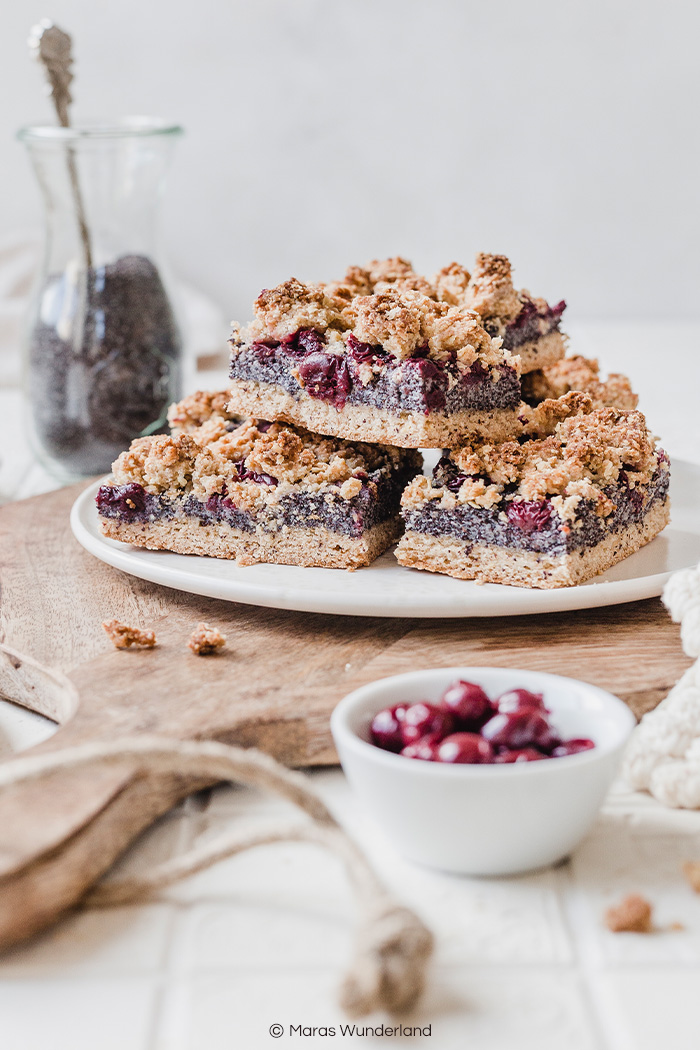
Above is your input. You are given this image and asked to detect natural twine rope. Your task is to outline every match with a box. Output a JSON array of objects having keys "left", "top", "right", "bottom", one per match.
[{"left": 0, "top": 735, "right": 434, "bottom": 1015}]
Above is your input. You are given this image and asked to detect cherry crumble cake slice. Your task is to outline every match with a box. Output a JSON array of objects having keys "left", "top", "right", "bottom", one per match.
[
  {"left": 227, "top": 260, "right": 522, "bottom": 449},
  {"left": 96, "top": 391, "right": 422, "bottom": 570},
  {"left": 395, "top": 393, "right": 670, "bottom": 589},
  {"left": 461, "top": 252, "right": 567, "bottom": 374}
]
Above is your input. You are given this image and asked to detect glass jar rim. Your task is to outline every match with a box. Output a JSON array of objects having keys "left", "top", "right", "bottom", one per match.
[{"left": 17, "top": 116, "right": 184, "bottom": 143}]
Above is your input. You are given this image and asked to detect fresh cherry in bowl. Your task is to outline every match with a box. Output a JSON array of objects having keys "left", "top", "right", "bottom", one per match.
[
  {"left": 440, "top": 680, "right": 495, "bottom": 729},
  {"left": 369, "top": 678, "right": 593, "bottom": 764}
]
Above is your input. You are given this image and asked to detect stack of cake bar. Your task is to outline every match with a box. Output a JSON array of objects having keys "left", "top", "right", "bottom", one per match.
[{"left": 97, "top": 253, "right": 670, "bottom": 588}]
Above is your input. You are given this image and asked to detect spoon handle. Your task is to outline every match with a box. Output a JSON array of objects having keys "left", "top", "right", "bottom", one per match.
[{"left": 29, "top": 20, "right": 93, "bottom": 269}]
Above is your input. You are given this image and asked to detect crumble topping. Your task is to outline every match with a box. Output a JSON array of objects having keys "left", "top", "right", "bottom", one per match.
[
  {"left": 188, "top": 622, "right": 226, "bottom": 655},
  {"left": 432, "top": 262, "right": 471, "bottom": 305},
  {"left": 462, "top": 253, "right": 522, "bottom": 322},
  {"left": 234, "top": 263, "right": 511, "bottom": 371},
  {"left": 248, "top": 278, "right": 347, "bottom": 341},
  {"left": 167, "top": 389, "right": 239, "bottom": 446},
  {"left": 111, "top": 395, "right": 421, "bottom": 504},
  {"left": 332, "top": 264, "right": 373, "bottom": 297},
  {"left": 374, "top": 273, "right": 437, "bottom": 298},
  {"left": 522, "top": 356, "right": 638, "bottom": 410},
  {"left": 353, "top": 290, "right": 425, "bottom": 358},
  {"left": 401, "top": 395, "right": 663, "bottom": 519},
  {"left": 604, "top": 894, "right": 654, "bottom": 933},
  {"left": 113, "top": 434, "right": 203, "bottom": 494},
  {"left": 367, "top": 256, "right": 416, "bottom": 285},
  {"left": 102, "top": 619, "right": 156, "bottom": 650},
  {"left": 323, "top": 258, "right": 419, "bottom": 301},
  {"left": 520, "top": 392, "right": 594, "bottom": 438}
]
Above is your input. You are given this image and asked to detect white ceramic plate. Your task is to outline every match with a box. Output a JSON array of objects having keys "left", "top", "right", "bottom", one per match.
[{"left": 71, "top": 458, "right": 700, "bottom": 618}]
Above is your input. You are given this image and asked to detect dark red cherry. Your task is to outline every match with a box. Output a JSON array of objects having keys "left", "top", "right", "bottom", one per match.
[
  {"left": 297, "top": 351, "right": 351, "bottom": 408},
  {"left": 481, "top": 708, "right": 557, "bottom": 752},
  {"left": 400, "top": 734, "right": 441, "bottom": 761},
  {"left": 440, "top": 680, "right": 496, "bottom": 730},
  {"left": 494, "top": 747, "right": 548, "bottom": 763},
  {"left": 400, "top": 702, "right": 454, "bottom": 746},
  {"left": 506, "top": 499, "right": 552, "bottom": 534},
  {"left": 497, "top": 688, "right": 546, "bottom": 713},
  {"left": 435, "top": 733, "right": 495, "bottom": 764},
  {"left": 551, "top": 738, "right": 595, "bottom": 757},
  {"left": 370, "top": 704, "right": 409, "bottom": 752}
]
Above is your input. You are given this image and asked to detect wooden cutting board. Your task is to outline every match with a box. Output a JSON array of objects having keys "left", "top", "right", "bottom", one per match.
[{"left": 0, "top": 481, "right": 692, "bottom": 950}]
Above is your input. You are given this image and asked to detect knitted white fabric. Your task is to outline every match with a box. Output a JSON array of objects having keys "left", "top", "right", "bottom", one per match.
[{"left": 623, "top": 564, "right": 700, "bottom": 805}]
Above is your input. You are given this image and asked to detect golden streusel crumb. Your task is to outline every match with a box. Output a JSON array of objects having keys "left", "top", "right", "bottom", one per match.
[
  {"left": 463, "top": 252, "right": 522, "bottom": 322},
  {"left": 522, "top": 356, "right": 638, "bottom": 410},
  {"left": 367, "top": 256, "right": 415, "bottom": 285},
  {"left": 375, "top": 273, "right": 437, "bottom": 298},
  {"left": 604, "top": 894, "right": 654, "bottom": 933},
  {"left": 419, "top": 299, "right": 495, "bottom": 360},
  {"left": 335, "top": 264, "right": 374, "bottom": 296},
  {"left": 521, "top": 392, "right": 595, "bottom": 438},
  {"left": 168, "top": 390, "right": 234, "bottom": 434},
  {"left": 102, "top": 620, "right": 156, "bottom": 650},
  {"left": 353, "top": 290, "right": 425, "bottom": 359},
  {"left": 248, "top": 278, "right": 347, "bottom": 341},
  {"left": 433, "top": 262, "right": 472, "bottom": 305},
  {"left": 401, "top": 474, "right": 443, "bottom": 511},
  {"left": 188, "top": 622, "right": 226, "bottom": 655}
]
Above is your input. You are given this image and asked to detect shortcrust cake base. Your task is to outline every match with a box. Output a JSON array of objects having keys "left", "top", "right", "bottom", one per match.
[
  {"left": 514, "top": 331, "right": 566, "bottom": 374},
  {"left": 226, "top": 379, "right": 521, "bottom": 450},
  {"left": 395, "top": 497, "right": 670, "bottom": 589},
  {"left": 100, "top": 516, "right": 402, "bottom": 571}
]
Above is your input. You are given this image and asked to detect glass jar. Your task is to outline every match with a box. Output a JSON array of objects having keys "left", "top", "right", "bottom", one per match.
[{"left": 18, "top": 117, "right": 184, "bottom": 480}]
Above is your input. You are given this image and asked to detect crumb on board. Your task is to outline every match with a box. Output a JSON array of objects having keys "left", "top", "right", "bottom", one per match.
[
  {"left": 188, "top": 622, "right": 227, "bottom": 656},
  {"left": 604, "top": 893, "right": 654, "bottom": 933},
  {"left": 683, "top": 861, "right": 700, "bottom": 892},
  {"left": 102, "top": 619, "right": 156, "bottom": 650}
]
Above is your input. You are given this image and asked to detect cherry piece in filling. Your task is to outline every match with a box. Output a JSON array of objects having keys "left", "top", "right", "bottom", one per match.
[
  {"left": 400, "top": 702, "right": 454, "bottom": 747},
  {"left": 497, "top": 688, "right": 546, "bottom": 713},
  {"left": 506, "top": 499, "right": 553, "bottom": 534},
  {"left": 440, "top": 680, "right": 496, "bottom": 730},
  {"left": 436, "top": 733, "right": 495, "bottom": 764},
  {"left": 550, "top": 738, "right": 595, "bottom": 757},
  {"left": 481, "top": 708, "right": 557, "bottom": 752},
  {"left": 370, "top": 704, "right": 409, "bottom": 752}
]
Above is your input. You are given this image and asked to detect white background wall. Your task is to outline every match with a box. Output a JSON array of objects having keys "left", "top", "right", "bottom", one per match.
[{"left": 1, "top": 0, "right": 698, "bottom": 326}]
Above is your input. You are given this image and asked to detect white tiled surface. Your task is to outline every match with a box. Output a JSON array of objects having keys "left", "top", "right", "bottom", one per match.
[{"left": 2, "top": 326, "right": 700, "bottom": 1050}]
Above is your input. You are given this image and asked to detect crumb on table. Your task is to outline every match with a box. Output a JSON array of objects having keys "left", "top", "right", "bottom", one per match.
[
  {"left": 188, "top": 622, "right": 227, "bottom": 655},
  {"left": 604, "top": 893, "right": 654, "bottom": 933},
  {"left": 683, "top": 861, "right": 700, "bottom": 892},
  {"left": 102, "top": 619, "right": 156, "bottom": 650}
]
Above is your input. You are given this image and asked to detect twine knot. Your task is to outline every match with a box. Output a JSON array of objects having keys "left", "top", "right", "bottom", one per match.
[{"left": 341, "top": 899, "right": 434, "bottom": 1017}]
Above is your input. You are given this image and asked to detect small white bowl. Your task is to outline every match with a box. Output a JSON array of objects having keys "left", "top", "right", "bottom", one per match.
[{"left": 331, "top": 666, "right": 635, "bottom": 876}]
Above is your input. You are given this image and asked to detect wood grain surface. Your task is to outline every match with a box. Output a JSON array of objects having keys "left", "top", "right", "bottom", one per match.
[{"left": 0, "top": 481, "right": 692, "bottom": 949}]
